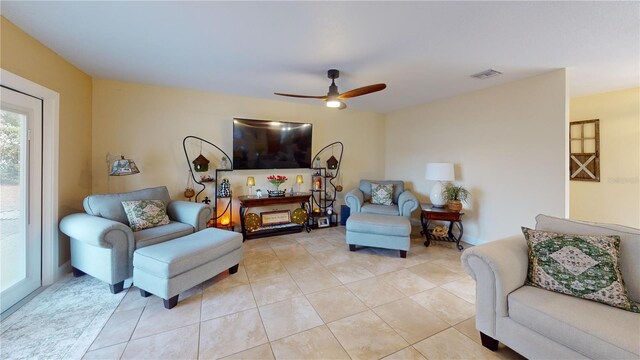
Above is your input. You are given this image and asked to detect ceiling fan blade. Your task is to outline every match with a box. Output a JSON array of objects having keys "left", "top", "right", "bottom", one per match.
[
  {"left": 337, "top": 83, "right": 387, "bottom": 99},
  {"left": 274, "top": 92, "right": 327, "bottom": 100}
]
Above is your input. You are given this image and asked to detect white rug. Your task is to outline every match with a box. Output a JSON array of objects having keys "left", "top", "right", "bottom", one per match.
[{"left": 1, "top": 274, "right": 127, "bottom": 360}]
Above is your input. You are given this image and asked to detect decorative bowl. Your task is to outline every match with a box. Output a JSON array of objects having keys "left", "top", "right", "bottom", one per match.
[{"left": 267, "top": 190, "right": 286, "bottom": 197}]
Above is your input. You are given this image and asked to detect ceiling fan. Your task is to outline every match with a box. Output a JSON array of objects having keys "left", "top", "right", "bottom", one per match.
[{"left": 274, "top": 69, "right": 386, "bottom": 110}]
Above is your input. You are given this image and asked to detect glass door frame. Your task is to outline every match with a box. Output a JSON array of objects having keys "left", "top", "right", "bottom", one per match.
[
  {"left": 1, "top": 87, "right": 43, "bottom": 313},
  {"left": 1, "top": 69, "right": 60, "bottom": 289}
]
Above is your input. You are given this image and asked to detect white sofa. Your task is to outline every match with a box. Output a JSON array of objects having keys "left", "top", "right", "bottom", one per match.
[{"left": 461, "top": 214, "right": 640, "bottom": 359}]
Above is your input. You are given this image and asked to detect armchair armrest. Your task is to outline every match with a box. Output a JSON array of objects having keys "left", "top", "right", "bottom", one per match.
[
  {"left": 461, "top": 235, "right": 528, "bottom": 336},
  {"left": 344, "top": 188, "right": 364, "bottom": 213},
  {"left": 166, "top": 200, "right": 212, "bottom": 231},
  {"left": 59, "top": 213, "right": 134, "bottom": 249},
  {"left": 397, "top": 190, "right": 419, "bottom": 217}
]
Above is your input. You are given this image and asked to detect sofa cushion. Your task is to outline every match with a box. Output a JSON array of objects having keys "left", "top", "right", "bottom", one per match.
[
  {"left": 134, "top": 228, "right": 243, "bottom": 278},
  {"left": 134, "top": 221, "right": 194, "bottom": 249},
  {"left": 359, "top": 180, "right": 404, "bottom": 203},
  {"left": 535, "top": 214, "right": 640, "bottom": 303},
  {"left": 371, "top": 183, "right": 394, "bottom": 205},
  {"left": 83, "top": 186, "right": 172, "bottom": 224},
  {"left": 122, "top": 200, "right": 170, "bottom": 231},
  {"left": 361, "top": 203, "right": 400, "bottom": 216},
  {"left": 509, "top": 285, "right": 640, "bottom": 359},
  {"left": 522, "top": 227, "right": 637, "bottom": 312}
]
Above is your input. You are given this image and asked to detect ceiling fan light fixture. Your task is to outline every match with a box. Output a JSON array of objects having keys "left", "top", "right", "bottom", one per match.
[{"left": 326, "top": 99, "right": 341, "bottom": 108}]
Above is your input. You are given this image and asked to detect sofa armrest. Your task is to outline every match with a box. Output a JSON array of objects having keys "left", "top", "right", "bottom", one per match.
[
  {"left": 397, "top": 190, "right": 419, "bottom": 217},
  {"left": 460, "top": 235, "right": 528, "bottom": 336},
  {"left": 59, "top": 213, "right": 134, "bottom": 251},
  {"left": 166, "top": 200, "right": 212, "bottom": 231},
  {"left": 344, "top": 188, "right": 364, "bottom": 213}
]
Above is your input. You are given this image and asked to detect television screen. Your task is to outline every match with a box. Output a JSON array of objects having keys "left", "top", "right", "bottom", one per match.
[{"left": 232, "top": 118, "right": 313, "bottom": 170}]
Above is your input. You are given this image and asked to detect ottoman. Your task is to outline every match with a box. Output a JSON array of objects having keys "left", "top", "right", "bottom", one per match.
[
  {"left": 133, "top": 227, "right": 243, "bottom": 309},
  {"left": 346, "top": 213, "right": 411, "bottom": 258}
]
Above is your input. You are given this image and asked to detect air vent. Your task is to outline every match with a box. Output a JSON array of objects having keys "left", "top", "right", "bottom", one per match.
[{"left": 471, "top": 69, "right": 502, "bottom": 79}]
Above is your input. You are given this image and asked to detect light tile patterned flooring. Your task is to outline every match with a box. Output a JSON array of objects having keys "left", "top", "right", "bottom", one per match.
[{"left": 83, "top": 227, "right": 525, "bottom": 360}]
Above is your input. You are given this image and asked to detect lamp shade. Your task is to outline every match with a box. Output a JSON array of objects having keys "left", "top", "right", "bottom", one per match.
[
  {"left": 246, "top": 176, "right": 255, "bottom": 186},
  {"left": 296, "top": 175, "right": 304, "bottom": 184},
  {"left": 425, "top": 163, "right": 454, "bottom": 181},
  {"left": 110, "top": 156, "right": 140, "bottom": 176}
]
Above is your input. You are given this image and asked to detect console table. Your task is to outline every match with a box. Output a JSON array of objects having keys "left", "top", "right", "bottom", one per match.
[
  {"left": 420, "top": 204, "right": 465, "bottom": 250},
  {"left": 238, "top": 193, "right": 312, "bottom": 241}
]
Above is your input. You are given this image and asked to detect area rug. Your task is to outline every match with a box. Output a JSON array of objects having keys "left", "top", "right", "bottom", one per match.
[{"left": 1, "top": 274, "right": 127, "bottom": 360}]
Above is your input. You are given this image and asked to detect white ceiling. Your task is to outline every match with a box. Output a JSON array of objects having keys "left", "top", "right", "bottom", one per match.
[{"left": 1, "top": 1, "right": 638, "bottom": 113}]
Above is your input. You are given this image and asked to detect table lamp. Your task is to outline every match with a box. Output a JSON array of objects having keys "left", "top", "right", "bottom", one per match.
[
  {"left": 296, "top": 175, "right": 304, "bottom": 193},
  {"left": 246, "top": 176, "right": 255, "bottom": 195},
  {"left": 425, "top": 162, "right": 454, "bottom": 207}
]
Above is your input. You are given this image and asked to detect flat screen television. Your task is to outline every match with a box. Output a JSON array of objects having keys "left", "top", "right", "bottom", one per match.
[{"left": 232, "top": 118, "right": 313, "bottom": 170}]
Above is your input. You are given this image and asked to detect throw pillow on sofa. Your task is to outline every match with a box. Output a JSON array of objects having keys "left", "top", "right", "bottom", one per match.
[
  {"left": 371, "top": 183, "right": 394, "bottom": 206},
  {"left": 122, "top": 200, "right": 171, "bottom": 231},
  {"left": 522, "top": 227, "right": 639, "bottom": 313}
]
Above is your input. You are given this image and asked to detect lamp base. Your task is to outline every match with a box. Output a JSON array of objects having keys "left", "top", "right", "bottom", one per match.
[{"left": 429, "top": 181, "right": 448, "bottom": 207}]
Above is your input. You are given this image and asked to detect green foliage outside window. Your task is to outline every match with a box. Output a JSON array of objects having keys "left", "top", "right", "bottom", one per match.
[{"left": 0, "top": 111, "right": 21, "bottom": 185}]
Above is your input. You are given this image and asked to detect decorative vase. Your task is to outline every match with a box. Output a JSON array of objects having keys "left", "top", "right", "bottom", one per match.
[{"left": 448, "top": 200, "right": 463, "bottom": 212}]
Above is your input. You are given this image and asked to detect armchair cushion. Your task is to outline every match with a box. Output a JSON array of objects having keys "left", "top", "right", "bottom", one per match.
[
  {"left": 83, "top": 186, "right": 172, "bottom": 224},
  {"left": 361, "top": 204, "right": 400, "bottom": 216},
  {"left": 122, "top": 200, "right": 170, "bottom": 231},
  {"left": 359, "top": 180, "right": 404, "bottom": 203},
  {"left": 134, "top": 221, "right": 194, "bottom": 249},
  {"left": 371, "top": 183, "right": 394, "bottom": 205}
]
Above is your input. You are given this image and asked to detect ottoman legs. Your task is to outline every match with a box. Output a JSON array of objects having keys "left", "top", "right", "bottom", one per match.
[
  {"left": 229, "top": 264, "right": 239, "bottom": 274},
  {"left": 349, "top": 244, "right": 357, "bottom": 252},
  {"left": 140, "top": 289, "right": 151, "bottom": 298},
  {"left": 400, "top": 250, "right": 407, "bottom": 258},
  {"left": 164, "top": 295, "right": 179, "bottom": 310}
]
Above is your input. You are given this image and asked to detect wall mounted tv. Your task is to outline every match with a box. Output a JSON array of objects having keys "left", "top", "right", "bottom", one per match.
[{"left": 232, "top": 118, "right": 313, "bottom": 170}]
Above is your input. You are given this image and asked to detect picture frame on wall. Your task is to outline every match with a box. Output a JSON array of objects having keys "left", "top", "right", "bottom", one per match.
[{"left": 317, "top": 216, "right": 330, "bottom": 228}]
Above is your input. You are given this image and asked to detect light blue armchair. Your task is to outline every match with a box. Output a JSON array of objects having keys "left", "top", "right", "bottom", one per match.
[
  {"left": 345, "top": 180, "right": 419, "bottom": 218},
  {"left": 59, "top": 186, "right": 211, "bottom": 294}
]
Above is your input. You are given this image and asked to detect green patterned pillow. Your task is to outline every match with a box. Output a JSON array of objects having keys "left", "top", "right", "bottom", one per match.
[
  {"left": 122, "top": 200, "right": 170, "bottom": 232},
  {"left": 522, "top": 227, "right": 638, "bottom": 312},
  {"left": 371, "top": 183, "right": 394, "bottom": 206}
]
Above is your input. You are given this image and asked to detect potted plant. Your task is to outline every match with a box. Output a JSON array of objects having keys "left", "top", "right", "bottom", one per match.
[{"left": 442, "top": 183, "right": 470, "bottom": 212}]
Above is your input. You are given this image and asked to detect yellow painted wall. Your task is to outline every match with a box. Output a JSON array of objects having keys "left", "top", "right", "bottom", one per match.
[
  {"left": 384, "top": 70, "right": 568, "bottom": 243},
  {"left": 570, "top": 88, "right": 640, "bottom": 228},
  {"left": 0, "top": 17, "right": 93, "bottom": 266},
  {"left": 92, "top": 79, "right": 386, "bottom": 223}
]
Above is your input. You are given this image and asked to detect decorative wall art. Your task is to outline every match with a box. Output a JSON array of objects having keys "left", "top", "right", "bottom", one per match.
[{"left": 569, "top": 119, "right": 600, "bottom": 182}]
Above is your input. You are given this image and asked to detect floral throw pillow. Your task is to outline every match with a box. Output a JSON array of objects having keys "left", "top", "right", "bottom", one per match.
[
  {"left": 371, "top": 183, "right": 394, "bottom": 206},
  {"left": 121, "top": 200, "right": 170, "bottom": 232},
  {"left": 522, "top": 227, "right": 638, "bottom": 312}
]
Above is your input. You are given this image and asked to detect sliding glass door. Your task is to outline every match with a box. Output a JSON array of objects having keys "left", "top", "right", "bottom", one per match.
[{"left": 1, "top": 86, "right": 43, "bottom": 313}]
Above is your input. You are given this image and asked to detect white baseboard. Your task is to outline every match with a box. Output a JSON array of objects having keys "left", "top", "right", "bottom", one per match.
[{"left": 461, "top": 235, "right": 484, "bottom": 246}]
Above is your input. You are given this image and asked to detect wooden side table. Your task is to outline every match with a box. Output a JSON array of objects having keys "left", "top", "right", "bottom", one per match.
[{"left": 420, "top": 204, "right": 465, "bottom": 251}]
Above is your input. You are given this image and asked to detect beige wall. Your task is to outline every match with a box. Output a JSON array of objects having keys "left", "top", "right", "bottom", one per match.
[
  {"left": 570, "top": 88, "right": 640, "bottom": 228},
  {"left": 92, "top": 79, "right": 385, "bottom": 222},
  {"left": 384, "top": 70, "right": 568, "bottom": 244},
  {"left": 1, "top": 17, "right": 93, "bottom": 266}
]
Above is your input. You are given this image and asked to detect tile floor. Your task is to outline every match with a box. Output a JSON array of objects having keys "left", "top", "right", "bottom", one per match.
[{"left": 82, "top": 227, "right": 525, "bottom": 360}]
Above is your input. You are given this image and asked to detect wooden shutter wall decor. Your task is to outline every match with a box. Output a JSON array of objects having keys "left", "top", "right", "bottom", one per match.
[{"left": 569, "top": 119, "right": 600, "bottom": 182}]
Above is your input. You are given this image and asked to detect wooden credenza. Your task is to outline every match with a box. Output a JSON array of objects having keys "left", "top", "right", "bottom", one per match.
[{"left": 238, "top": 193, "right": 311, "bottom": 241}]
